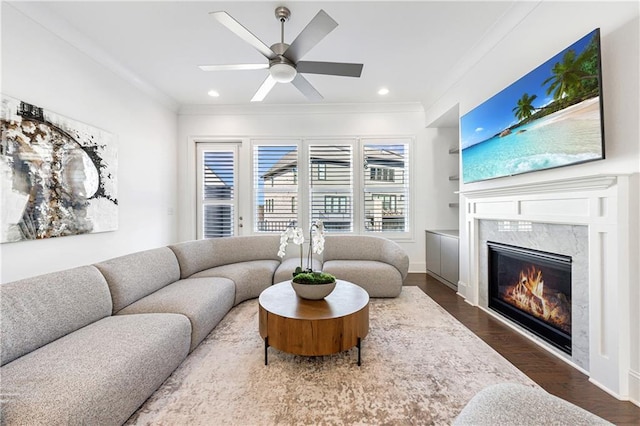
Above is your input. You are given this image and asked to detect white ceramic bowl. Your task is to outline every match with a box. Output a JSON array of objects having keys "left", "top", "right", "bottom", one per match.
[{"left": 291, "top": 281, "right": 336, "bottom": 300}]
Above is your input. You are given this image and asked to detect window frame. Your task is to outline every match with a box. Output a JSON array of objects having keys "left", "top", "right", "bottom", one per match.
[{"left": 249, "top": 137, "right": 413, "bottom": 241}]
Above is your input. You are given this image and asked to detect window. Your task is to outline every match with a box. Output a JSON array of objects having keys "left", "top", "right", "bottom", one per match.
[
  {"left": 197, "top": 144, "right": 237, "bottom": 238},
  {"left": 265, "top": 199, "right": 274, "bottom": 213},
  {"left": 253, "top": 144, "right": 298, "bottom": 232},
  {"left": 316, "top": 163, "right": 327, "bottom": 180},
  {"left": 370, "top": 167, "right": 395, "bottom": 182},
  {"left": 363, "top": 142, "right": 409, "bottom": 233},
  {"left": 251, "top": 138, "right": 411, "bottom": 236},
  {"left": 324, "top": 195, "right": 348, "bottom": 214},
  {"left": 309, "top": 144, "right": 353, "bottom": 232},
  {"left": 377, "top": 194, "right": 397, "bottom": 211}
]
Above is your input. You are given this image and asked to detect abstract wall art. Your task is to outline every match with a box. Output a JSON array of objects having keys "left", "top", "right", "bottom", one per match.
[{"left": 1, "top": 95, "right": 117, "bottom": 243}]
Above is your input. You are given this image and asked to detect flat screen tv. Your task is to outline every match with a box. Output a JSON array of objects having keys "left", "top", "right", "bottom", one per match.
[{"left": 460, "top": 29, "right": 604, "bottom": 183}]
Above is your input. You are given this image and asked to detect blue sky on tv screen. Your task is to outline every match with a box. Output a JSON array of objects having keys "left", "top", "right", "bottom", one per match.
[{"left": 460, "top": 30, "right": 596, "bottom": 150}]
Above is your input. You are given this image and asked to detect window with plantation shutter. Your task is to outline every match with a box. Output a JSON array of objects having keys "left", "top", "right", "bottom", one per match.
[
  {"left": 363, "top": 142, "right": 409, "bottom": 232},
  {"left": 246, "top": 137, "right": 411, "bottom": 239},
  {"left": 197, "top": 145, "right": 237, "bottom": 238},
  {"left": 309, "top": 144, "right": 353, "bottom": 232},
  {"left": 253, "top": 145, "right": 298, "bottom": 232}
]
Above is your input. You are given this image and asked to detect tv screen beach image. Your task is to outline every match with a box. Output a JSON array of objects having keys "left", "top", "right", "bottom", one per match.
[{"left": 460, "top": 29, "right": 604, "bottom": 183}]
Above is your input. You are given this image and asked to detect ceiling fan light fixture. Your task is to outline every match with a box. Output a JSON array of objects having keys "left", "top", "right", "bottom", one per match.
[{"left": 270, "top": 63, "right": 296, "bottom": 83}]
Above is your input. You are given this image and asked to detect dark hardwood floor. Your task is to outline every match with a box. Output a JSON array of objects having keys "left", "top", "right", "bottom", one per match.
[{"left": 405, "top": 273, "right": 640, "bottom": 425}]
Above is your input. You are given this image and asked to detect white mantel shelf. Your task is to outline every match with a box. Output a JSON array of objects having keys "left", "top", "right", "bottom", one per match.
[{"left": 459, "top": 174, "right": 623, "bottom": 199}]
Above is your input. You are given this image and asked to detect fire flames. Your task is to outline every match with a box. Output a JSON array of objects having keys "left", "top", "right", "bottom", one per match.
[{"left": 503, "top": 266, "right": 571, "bottom": 333}]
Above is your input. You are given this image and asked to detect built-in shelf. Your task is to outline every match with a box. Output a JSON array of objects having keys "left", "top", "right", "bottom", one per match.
[
  {"left": 449, "top": 175, "right": 459, "bottom": 181},
  {"left": 448, "top": 202, "right": 459, "bottom": 208},
  {"left": 448, "top": 147, "right": 460, "bottom": 154}
]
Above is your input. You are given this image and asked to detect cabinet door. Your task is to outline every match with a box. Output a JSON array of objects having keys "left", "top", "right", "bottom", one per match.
[
  {"left": 440, "top": 235, "right": 459, "bottom": 286},
  {"left": 425, "top": 232, "right": 441, "bottom": 275}
]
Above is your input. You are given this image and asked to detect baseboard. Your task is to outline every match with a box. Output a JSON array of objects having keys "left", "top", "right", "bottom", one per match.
[
  {"left": 629, "top": 368, "right": 640, "bottom": 407},
  {"left": 587, "top": 377, "right": 624, "bottom": 401},
  {"left": 426, "top": 270, "right": 457, "bottom": 291},
  {"left": 455, "top": 279, "right": 468, "bottom": 298},
  {"left": 409, "top": 262, "right": 426, "bottom": 273}
]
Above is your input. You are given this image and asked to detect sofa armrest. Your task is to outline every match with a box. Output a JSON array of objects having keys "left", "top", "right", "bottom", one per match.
[
  {"left": 381, "top": 239, "right": 410, "bottom": 280},
  {"left": 323, "top": 235, "right": 409, "bottom": 280}
]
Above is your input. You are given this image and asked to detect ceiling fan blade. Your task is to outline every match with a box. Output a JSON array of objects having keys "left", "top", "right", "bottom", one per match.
[
  {"left": 291, "top": 74, "right": 323, "bottom": 101},
  {"left": 284, "top": 10, "right": 338, "bottom": 63},
  {"left": 296, "top": 61, "right": 363, "bottom": 78},
  {"left": 251, "top": 75, "right": 277, "bottom": 102},
  {"left": 199, "top": 64, "right": 268, "bottom": 71},
  {"left": 210, "top": 11, "right": 277, "bottom": 60}
]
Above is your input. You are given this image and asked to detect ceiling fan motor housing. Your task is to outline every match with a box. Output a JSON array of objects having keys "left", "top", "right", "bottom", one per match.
[{"left": 269, "top": 42, "right": 296, "bottom": 83}]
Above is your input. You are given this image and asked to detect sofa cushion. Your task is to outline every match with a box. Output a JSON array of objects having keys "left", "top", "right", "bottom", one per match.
[
  {"left": 0, "top": 265, "right": 112, "bottom": 366},
  {"left": 169, "top": 235, "right": 281, "bottom": 279},
  {"left": 322, "top": 260, "right": 403, "bottom": 297},
  {"left": 190, "top": 260, "right": 280, "bottom": 305},
  {"left": 323, "top": 235, "right": 409, "bottom": 280},
  {"left": 94, "top": 247, "right": 181, "bottom": 313},
  {"left": 273, "top": 257, "right": 323, "bottom": 284},
  {"left": 116, "top": 277, "right": 235, "bottom": 352},
  {"left": 0, "top": 313, "right": 191, "bottom": 426},
  {"left": 453, "top": 383, "right": 611, "bottom": 425}
]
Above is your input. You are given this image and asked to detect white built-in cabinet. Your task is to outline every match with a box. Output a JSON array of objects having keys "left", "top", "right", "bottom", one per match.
[{"left": 425, "top": 230, "right": 459, "bottom": 290}]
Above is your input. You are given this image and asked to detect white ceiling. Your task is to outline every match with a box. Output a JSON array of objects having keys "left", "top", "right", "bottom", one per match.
[{"left": 20, "top": 1, "right": 524, "bottom": 109}]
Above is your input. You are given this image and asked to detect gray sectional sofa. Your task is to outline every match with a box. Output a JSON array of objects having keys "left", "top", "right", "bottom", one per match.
[{"left": 0, "top": 234, "right": 409, "bottom": 425}]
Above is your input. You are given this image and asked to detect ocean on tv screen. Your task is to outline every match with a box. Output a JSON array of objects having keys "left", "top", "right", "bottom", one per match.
[{"left": 462, "top": 97, "right": 602, "bottom": 183}]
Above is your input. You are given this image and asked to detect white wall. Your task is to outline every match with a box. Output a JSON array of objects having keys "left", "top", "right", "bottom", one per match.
[
  {"left": 0, "top": 4, "right": 179, "bottom": 283},
  {"left": 424, "top": 1, "right": 639, "bottom": 403},
  {"left": 177, "top": 103, "right": 444, "bottom": 272}
]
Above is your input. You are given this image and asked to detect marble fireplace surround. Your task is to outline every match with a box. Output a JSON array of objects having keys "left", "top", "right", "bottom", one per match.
[
  {"left": 460, "top": 174, "right": 633, "bottom": 400},
  {"left": 478, "top": 220, "right": 589, "bottom": 370}
]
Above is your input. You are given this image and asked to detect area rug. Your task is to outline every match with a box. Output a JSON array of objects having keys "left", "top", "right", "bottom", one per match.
[{"left": 126, "top": 287, "right": 537, "bottom": 425}]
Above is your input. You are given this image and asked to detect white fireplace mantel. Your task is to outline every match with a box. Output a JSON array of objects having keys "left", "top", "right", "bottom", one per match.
[
  {"left": 459, "top": 174, "right": 634, "bottom": 401},
  {"left": 459, "top": 174, "right": 619, "bottom": 198}
]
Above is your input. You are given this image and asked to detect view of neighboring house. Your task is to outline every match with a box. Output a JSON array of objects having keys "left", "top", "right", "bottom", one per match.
[
  {"left": 362, "top": 146, "right": 407, "bottom": 231},
  {"left": 258, "top": 145, "right": 407, "bottom": 232}
]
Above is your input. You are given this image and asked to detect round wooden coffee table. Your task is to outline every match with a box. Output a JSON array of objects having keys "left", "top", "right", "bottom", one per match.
[{"left": 258, "top": 280, "right": 369, "bottom": 365}]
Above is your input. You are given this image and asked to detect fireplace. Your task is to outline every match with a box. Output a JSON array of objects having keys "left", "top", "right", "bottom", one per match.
[{"left": 487, "top": 242, "right": 572, "bottom": 354}]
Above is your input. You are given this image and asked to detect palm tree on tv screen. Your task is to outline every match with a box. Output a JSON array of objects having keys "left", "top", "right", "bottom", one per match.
[
  {"left": 543, "top": 49, "right": 588, "bottom": 101},
  {"left": 512, "top": 93, "right": 538, "bottom": 122}
]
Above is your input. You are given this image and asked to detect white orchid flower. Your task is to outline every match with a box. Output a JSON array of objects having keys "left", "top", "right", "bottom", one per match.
[
  {"left": 292, "top": 227, "right": 305, "bottom": 245},
  {"left": 277, "top": 226, "right": 305, "bottom": 259},
  {"left": 311, "top": 220, "right": 325, "bottom": 254}
]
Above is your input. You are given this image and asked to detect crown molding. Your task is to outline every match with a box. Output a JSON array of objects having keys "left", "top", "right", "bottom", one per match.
[
  {"left": 178, "top": 102, "right": 425, "bottom": 116},
  {"left": 8, "top": 2, "right": 179, "bottom": 113}
]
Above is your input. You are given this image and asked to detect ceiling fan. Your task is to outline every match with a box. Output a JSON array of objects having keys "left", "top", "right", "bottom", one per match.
[{"left": 199, "top": 6, "right": 364, "bottom": 102}]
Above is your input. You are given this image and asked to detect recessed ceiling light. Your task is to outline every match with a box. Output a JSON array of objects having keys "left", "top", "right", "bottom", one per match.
[
  {"left": 378, "top": 88, "right": 389, "bottom": 95},
  {"left": 208, "top": 90, "right": 220, "bottom": 97}
]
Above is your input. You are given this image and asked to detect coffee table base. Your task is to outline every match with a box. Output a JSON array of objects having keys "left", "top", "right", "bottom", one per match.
[{"left": 264, "top": 336, "right": 363, "bottom": 366}]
